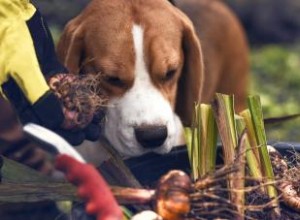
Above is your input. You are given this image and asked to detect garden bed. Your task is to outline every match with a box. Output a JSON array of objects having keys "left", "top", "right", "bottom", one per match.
[{"left": 126, "top": 144, "right": 300, "bottom": 220}]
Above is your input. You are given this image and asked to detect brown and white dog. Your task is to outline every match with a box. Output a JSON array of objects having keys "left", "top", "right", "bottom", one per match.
[{"left": 57, "top": 0, "right": 249, "bottom": 157}]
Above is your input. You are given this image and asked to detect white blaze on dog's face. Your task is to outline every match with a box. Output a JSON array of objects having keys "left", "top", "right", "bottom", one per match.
[
  {"left": 104, "top": 25, "right": 184, "bottom": 157},
  {"left": 57, "top": 0, "right": 203, "bottom": 158}
]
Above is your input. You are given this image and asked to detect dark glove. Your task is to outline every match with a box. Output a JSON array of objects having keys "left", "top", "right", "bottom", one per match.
[
  {"left": 84, "top": 118, "right": 101, "bottom": 141},
  {"left": 27, "top": 9, "right": 101, "bottom": 145},
  {"left": 2, "top": 81, "right": 64, "bottom": 129},
  {"left": 54, "top": 117, "right": 101, "bottom": 146},
  {"left": 26, "top": 9, "right": 68, "bottom": 78},
  {"left": 3, "top": 80, "right": 101, "bottom": 146},
  {"left": 54, "top": 129, "right": 86, "bottom": 146},
  {"left": 1, "top": 9, "right": 101, "bottom": 146}
]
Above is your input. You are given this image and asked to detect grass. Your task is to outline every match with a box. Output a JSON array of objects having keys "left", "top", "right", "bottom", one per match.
[{"left": 250, "top": 43, "right": 300, "bottom": 142}]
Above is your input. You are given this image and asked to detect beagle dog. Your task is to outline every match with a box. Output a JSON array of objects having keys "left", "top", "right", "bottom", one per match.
[{"left": 57, "top": 0, "right": 249, "bottom": 157}]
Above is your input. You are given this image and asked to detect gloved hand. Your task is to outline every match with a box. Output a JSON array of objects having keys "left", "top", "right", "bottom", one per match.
[
  {"left": 55, "top": 154, "right": 123, "bottom": 220},
  {"left": 1, "top": 8, "right": 100, "bottom": 146},
  {"left": 23, "top": 103, "right": 101, "bottom": 146},
  {"left": 47, "top": 73, "right": 104, "bottom": 145},
  {"left": 55, "top": 122, "right": 100, "bottom": 146},
  {"left": 2, "top": 80, "right": 100, "bottom": 146}
]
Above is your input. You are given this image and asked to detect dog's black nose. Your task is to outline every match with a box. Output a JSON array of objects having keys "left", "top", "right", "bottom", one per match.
[{"left": 134, "top": 125, "right": 168, "bottom": 149}]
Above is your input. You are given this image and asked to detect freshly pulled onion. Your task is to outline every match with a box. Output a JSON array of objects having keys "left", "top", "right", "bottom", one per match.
[
  {"left": 155, "top": 170, "right": 192, "bottom": 220},
  {"left": 49, "top": 73, "right": 107, "bottom": 130}
]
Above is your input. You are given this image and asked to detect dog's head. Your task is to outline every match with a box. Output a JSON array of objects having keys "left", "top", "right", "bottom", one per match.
[{"left": 57, "top": 0, "right": 203, "bottom": 157}]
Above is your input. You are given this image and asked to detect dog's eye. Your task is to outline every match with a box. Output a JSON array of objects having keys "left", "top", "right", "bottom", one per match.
[
  {"left": 163, "top": 69, "right": 176, "bottom": 82},
  {"left": 104, "top": 75, "right": 125, "bottom": 87}
]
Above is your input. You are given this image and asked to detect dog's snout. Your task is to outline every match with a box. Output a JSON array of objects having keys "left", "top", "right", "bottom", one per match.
[{"left": 134, "top": 125, "right": 168, "bottom": 149}]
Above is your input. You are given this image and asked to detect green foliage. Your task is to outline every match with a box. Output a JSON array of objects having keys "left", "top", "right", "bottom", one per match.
[
  {"left": 185, "top": 104, "right": 217, "bottom": 181},
  {"left": 49, "top": 25, "right": 62, "bottom": 45},
  {"left": 247, "top": 96, "right": 278, "bottom": 200},
  {"left": 250, "top": 44, "right": 300, "bottom": 141}
]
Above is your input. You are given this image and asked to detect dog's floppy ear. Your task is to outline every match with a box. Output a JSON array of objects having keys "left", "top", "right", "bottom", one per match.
[
  {"left": 57, "top": 20, "right": 83, "bottom": 74},
  {"left": 175, "top": 12, "right": 204, "bottom": 126}
]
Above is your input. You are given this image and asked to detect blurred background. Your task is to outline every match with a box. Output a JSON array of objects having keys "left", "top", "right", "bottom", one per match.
[{"left": 32, "top": 0, "right": 300, "bottom": 142}]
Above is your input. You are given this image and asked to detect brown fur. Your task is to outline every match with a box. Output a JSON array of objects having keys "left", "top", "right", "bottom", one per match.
[
  {"left": 175, "top": 0, "right": 249, "bottom": 113},
  {"left": 57, "top": 0, "right": 249, "bottom": 126}
]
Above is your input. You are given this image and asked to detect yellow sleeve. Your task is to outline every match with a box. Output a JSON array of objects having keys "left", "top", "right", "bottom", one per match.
[
  {"left": 0, "top": 0, "right": 36, "bottom": 21},
  {"left": 0, "top": 20, "right": 50, "bottom": 105}
]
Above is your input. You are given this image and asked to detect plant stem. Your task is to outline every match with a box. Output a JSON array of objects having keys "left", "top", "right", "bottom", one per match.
[
  {"left": 247, "top": 95, "right": 280, "bottom": 216},
  {"left": 236, "top": 115, "right": 265, "bottom": 193},
  {"left": 240, "top": 109, "right": 261, "bottom": 167},
  {"left": 200, "top": 104, "right": 217, "bottom": 175},
  {"left": 212, "top": 93, "right": 237, "bottom": 185},
  {"left": 185, "top": 103, "right": 218, "bottom": 180},
  {"left": 185, "top": 103, "right": 200, "bottom": 180}
]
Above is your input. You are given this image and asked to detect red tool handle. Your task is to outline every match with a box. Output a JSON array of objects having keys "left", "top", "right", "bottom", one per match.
[{"left": 55, "top": 154, "right": 123, "bottom": 220}]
